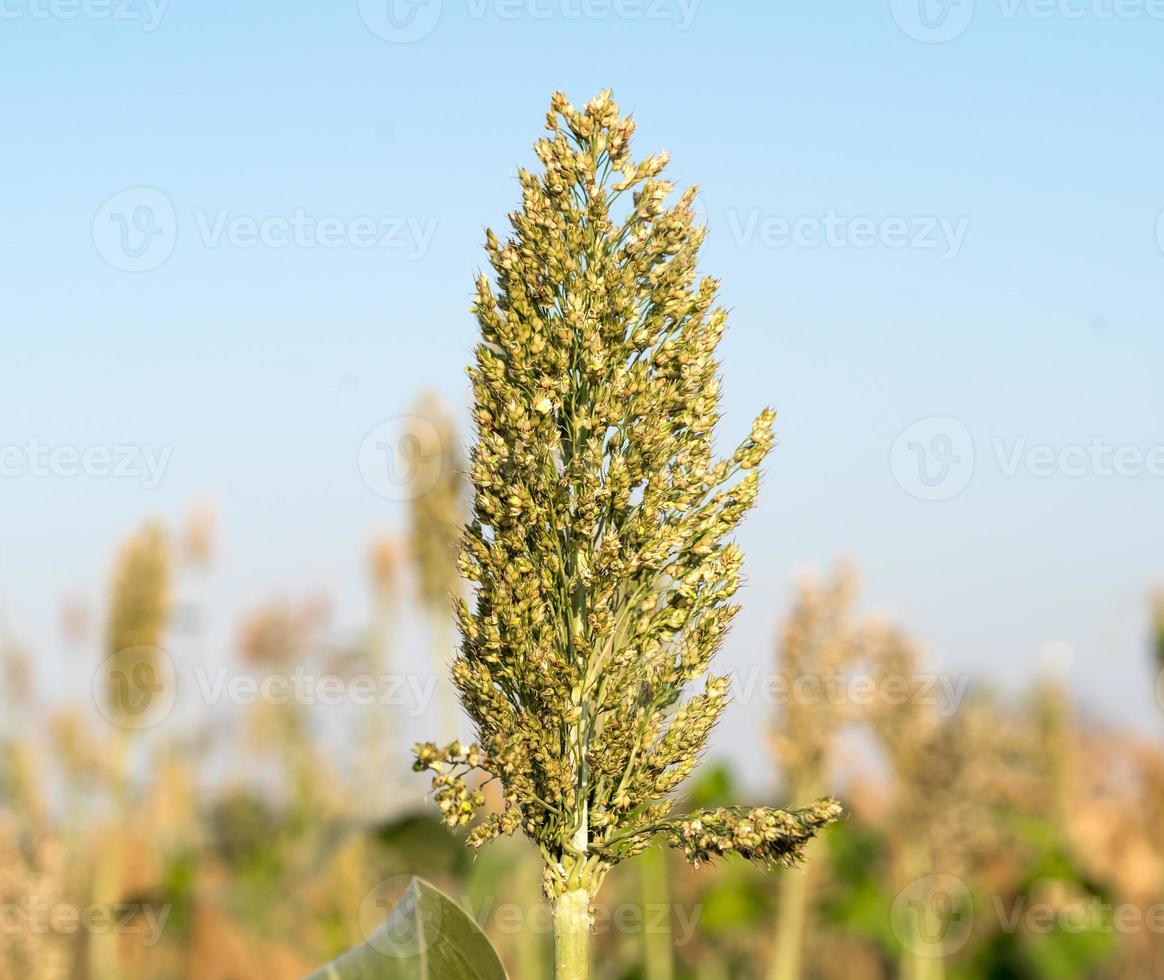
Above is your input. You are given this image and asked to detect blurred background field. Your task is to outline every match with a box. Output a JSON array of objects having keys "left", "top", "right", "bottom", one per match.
[
  {"left": 3, "top": 396, "right": 1163, "bottom": 979},
  {"left": 3, "top": 6, "right": 1164, "bottom": 978}
]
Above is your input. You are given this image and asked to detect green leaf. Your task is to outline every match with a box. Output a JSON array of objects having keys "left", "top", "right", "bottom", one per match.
[{"left": 305, "top": 877, "right": 508, "bottom": 980}]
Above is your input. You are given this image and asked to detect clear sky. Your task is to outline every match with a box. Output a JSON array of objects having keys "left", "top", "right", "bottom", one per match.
[{"left": 2, "top": 1, "right": 1162, "bottom": 779}]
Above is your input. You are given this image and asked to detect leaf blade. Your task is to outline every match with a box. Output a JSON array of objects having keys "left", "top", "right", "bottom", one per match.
[{"left": 305, "top": 877, "right": 507, "bottom": 980}]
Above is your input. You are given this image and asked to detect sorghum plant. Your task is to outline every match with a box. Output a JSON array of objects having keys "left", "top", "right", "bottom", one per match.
[
  {"left": 366, "top": 534, "right": 403, "bottom": 815},
  {"left": 94, "top": 522, "right": 171, "bottom": 979},
  {"left": 771, "top": 567, "right": 862, "bottom": 806},
  {"left": 869, "top": 627, "right": 1001, "bottom": 980},
  {"left": 407, "top": 392, "right": 466, "bottom": 613},
  {"left": 769, "top": 567, "right": 863, "bottom": 980},
  {"left": 103, "top": 522, "right": 171, "bottom": 731},
  {"left": 407, "top": 391, "right": 468, "bottom": 739},
  {"left": 413, "top": 89, "right": 840, "bottom": 978},
  {"left": 0, "top": 816, "right": 71, "bottom": 980}
]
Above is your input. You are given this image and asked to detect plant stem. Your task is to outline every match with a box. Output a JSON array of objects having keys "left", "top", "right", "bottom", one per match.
[
  {"left": 553, "top": 887, "right": 592, "bottom": 980},
  {"left": 769, "top": 866, "right": 808, "bottom": 980},
  {"left": 429, "top": 609, "right": 459, "bottom": 742},
  {"left": 769, "top": 773, "right": 819, "bottom": 980},
  {"left": 640, "top": 847, "right": 673, "bottom": 980}
]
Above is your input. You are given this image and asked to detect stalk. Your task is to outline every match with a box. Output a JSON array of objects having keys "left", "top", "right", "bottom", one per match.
[
  {"left": 767, "top": 571, "right": 858, "bottom": 980},
  {"left": 768, "top": 774, "right": 822, "bottom": 980},
  {"left": 90, "top": 727, "right": 129, "bottom": 980},
  {"left": 770, "top": 865, "right": 808, "bottom": 980},
  {"left": 640, "top": 847, "right": 673, "bottom": 980},
  {"left": 366, "top": 560, "right": 398, "bottom": 816},
  {"left": 517, "top": 852, "right": 547, "bottom": 980},
  {"left": 899, "top": 841, "right": 945, "bottom": 980},
  {"left": 553, "top": 887, "right": 593, "bottom": 980}
]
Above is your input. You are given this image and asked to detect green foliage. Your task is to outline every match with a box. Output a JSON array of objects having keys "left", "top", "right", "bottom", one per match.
[
  {"left": 305, "top": 877, "right": 507, "bottom": 980},
  {"left": 371, "top": 812, "right": 471, "bottom": 878}
]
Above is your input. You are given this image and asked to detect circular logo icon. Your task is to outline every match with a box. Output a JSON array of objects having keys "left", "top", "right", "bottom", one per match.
[
  {"left": 358, "top": 877, "right": 441, "bottom": 957},
  {"left": 358, "top": 0, "right": 443, "bottom": 42},
  {"left": 891, "top": 0, "right": 974, "bottom": 43},
  {"left": 93, "top": 645, "right": 177, "bottom": 730},
  {"left": 892, "top": 873, "right": 973, "bottom": 959},
  {"left": 358, "top": 415, "right": 445, "bottom": 501},
  {"left": 890, "top": 416, "right": 975, "bottom": 501},
  {"left": 92, "top": 187, "right": 177, "bottom": 272}
]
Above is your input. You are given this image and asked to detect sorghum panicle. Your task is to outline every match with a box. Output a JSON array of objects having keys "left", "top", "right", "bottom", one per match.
[
  {"left": 407, "top": 392, "right": 467, "bottom": 612},
  {"left": 413, "top": 90, "right": 840, "bottom": 900},
  {"left": 104, "top": 522, "right": 170, "bottom": 726}
]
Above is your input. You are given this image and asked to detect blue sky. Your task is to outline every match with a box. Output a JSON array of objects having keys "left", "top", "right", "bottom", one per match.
[{"left": 2, "top": 1, "right": 1162, "bottom": 777}]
